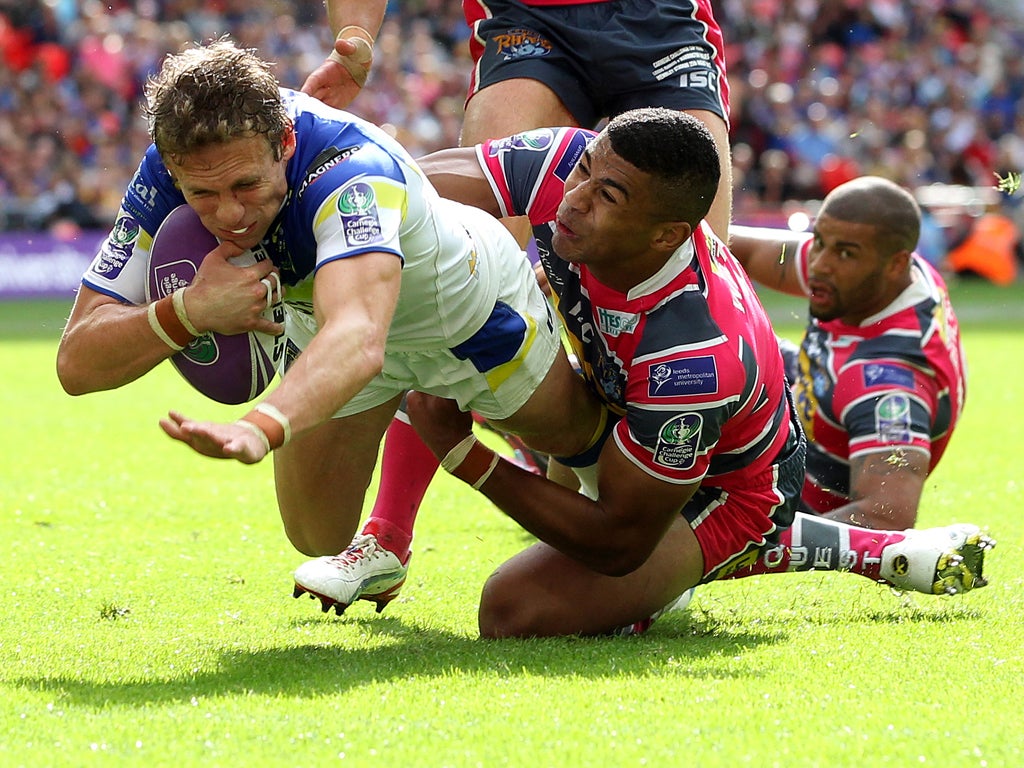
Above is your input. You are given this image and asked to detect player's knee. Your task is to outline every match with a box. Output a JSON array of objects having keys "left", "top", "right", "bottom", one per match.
[
  {"left": 281, "top": 515, "right": 357, "bottom": 557},
  {"left": 478, "top": 569, "right": 548, "bottom": 639}
]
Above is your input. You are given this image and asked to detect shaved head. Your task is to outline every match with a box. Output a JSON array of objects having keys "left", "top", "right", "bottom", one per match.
[{"left": 819, "top": 177, "right": 921, "bottom": 257}]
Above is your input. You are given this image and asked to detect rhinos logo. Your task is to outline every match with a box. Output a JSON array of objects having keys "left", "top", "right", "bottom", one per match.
[
  {"left": 493, "top": 29, "right": 552, "bottom": 61},
  {"left": 337, "top": 182, "right": 383, "bottom": 247}
]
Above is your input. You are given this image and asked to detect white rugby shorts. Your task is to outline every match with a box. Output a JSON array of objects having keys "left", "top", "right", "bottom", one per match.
[{"left": 280, "top": 230, "right": 560, "bottom": 421}]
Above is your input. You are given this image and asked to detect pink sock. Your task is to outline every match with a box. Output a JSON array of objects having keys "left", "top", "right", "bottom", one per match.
[
  {"left": 725, "top": 513, "right": 909, "bottom": 583},
  {"left": 361, "top": 413, "right": 439, "bottom": 557}
]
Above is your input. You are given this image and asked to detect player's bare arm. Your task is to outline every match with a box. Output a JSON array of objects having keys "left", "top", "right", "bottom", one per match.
[
  {"left": 417, "top": 148, "right": 505, "bottom": 219},
  {"left": 302, "top": 0, "right": 387, "bottom": 109},
  {"left": 728, "top": 224, "right": 806, "bottom": 296},
  {"left": 57, "top": 245, "right": 282, "bottom": 395},
  {"left": 57, "top": 286, "right": 187, "bottom": 394},
  {"left": 418, "top": 146, "right": 532, "bottom": 246},
  {"left": 160, "top": 251, "right": 401, "bottom": 463},
  {"left": 406, "top": 392, "right": 698, "bottom": 577},
  {"left": 823, "top": 449, "right": 930, "bottom": 530}
]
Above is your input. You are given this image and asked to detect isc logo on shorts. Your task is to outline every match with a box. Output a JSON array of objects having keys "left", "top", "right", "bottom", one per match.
[{"left": 677, "top": 70, "right": 718, "bottom": 92}]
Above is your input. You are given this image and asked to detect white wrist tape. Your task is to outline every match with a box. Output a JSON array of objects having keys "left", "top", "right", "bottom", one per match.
[
  {"left": 253, "top": 402, "right": 292, "bottom": 446},
  {"left": 440, "top": 434, "right": 480, "bottom": 474},
  {"left": 171, "top": 287, "right": 201, "bottom": 337},
  {"left": 234, "top": 418, "right": 271, "bottom": 454},
  {"left": 471, "top": 452, "right": 501, "bottom": 490}
]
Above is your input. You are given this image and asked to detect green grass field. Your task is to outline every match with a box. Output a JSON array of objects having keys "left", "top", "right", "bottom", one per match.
[{"left": 2, "top": 284, "right": 1022, "bottom": 766}]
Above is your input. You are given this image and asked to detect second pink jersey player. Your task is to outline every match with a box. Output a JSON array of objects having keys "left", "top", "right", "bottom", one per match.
[{"left": 786, "top": 238, "right": 967, "bottom": 513}]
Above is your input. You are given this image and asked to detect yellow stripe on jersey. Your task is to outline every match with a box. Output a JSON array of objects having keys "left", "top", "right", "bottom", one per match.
[
  {"left": 485, "top": 313, "right": 538, "bottom": 391},
  {"left": 313, "top": 177, "right": 408, "bottom": 230}
]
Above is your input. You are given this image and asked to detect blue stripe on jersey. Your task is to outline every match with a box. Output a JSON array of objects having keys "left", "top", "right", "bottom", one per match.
[{"left": 450, "top": 301, "right": 527, "bottom": 372}]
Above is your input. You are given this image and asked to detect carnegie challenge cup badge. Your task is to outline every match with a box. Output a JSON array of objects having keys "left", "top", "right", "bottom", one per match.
[{"left": 337, "top": 182, "right": 383, "bottom": 248}]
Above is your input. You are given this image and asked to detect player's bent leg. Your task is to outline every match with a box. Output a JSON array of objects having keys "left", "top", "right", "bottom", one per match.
[
  {"left": 684, "top": 108, "right": 733, "bottom": 242},
  {"left": 487, "top": 346, "right": 603, "bottom": 460},
  {"left": 288, "top": 396, "right": 416, "bottom": 615},
  {"left": 274, "top": 396, "right": 401, "bottom": 555},
  {"left": 478, "top": 516, "right": 703, "bottom": 638}
]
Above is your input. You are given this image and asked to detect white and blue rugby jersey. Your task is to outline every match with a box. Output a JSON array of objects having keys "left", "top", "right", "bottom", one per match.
[{"left": 82, "top": 88, "right": 507, "bottom": 350}]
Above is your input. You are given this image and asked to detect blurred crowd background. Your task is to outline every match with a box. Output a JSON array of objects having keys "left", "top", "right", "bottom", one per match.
[{"left": 2, "top": 0, "right": 1022, "bottom": 280}]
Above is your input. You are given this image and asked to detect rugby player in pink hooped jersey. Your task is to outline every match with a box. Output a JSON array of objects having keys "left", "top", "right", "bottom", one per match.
[
  {"left": 724, "top": 176, "right": 993, "bottom": 589},
  {"left": 296, "top": 0, "right": 736, "bottom": 622},
  {"left": 293, "top": 111, "right": 992, "bottom": 637}
]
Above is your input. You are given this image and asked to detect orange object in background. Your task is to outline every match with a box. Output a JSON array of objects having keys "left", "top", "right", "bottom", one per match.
[{"left": 944, "top": 212, "right": 1020, "bottom": 285}]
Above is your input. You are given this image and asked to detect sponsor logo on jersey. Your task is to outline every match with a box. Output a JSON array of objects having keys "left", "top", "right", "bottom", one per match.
[
  {"left": 553, "top": 131, "right": 591, "bottom": 182},
  {"left": 652, "top": 45, "right": 717, "bottom": 88},
  {"left": 648, "top": 356, "right": 719, "bottom": 397},
  {"left": 653, "top": 412, "right": 702, "bottom": 469},
  {"left": 131, "top": 180, "right": 159, "bottom": 210},
  {"left": 297, "top": 145, "right": 360, "bottom": 199},
  {"left": 863, "top": 363, "right": 914, "bottom": 389},
  {"left": 95, "top": 212, "right": 140, "bottom": 277},
  {"left": 493, "top": 29, "right": 552, "bottom": 61},
  {"left": 337, "top": 182, "right": 383, "bottom": 247},
  {"left": 596, "top": 307, "right": 640, "bottom": 337},
  {"left": 875, "top": 392, "right": 912, "bottom": 442}
]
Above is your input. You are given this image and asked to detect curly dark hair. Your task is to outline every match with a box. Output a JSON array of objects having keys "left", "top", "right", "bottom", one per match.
[
  {"left": 143, "top": 38, "right": 291, "bottom": 165},
  {"left": 605, "top": 107, "right": 721, "bottom": 228}
]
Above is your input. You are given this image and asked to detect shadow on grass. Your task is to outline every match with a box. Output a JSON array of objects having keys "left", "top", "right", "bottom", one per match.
[
  {"left": 11, "top": 612, "right": 785, "bottom": 707},
  {"left": 10, "top": 588, "right": 986, "bottom": 709}
]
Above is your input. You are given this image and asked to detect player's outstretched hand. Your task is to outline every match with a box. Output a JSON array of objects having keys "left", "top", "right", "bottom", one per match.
[
  {"left": 160, "top": 410, "right": 269, "bottom": 464},
  {"left": 404, "top": 392, "right": 474, "bottom": 460},
  {"left": 301, "top": 37, "right": 372, "bottom": 110}
]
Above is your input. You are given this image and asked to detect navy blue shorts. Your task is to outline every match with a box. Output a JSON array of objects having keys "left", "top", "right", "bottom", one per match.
[{"left": 464, "top": 0, "right": 730, "bottom": 128}]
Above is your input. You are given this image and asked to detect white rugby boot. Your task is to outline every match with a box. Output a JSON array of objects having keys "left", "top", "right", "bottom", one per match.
[
  {"left": 293, "top": 531, "right": 409, "bottom": 616},
  {"left": 879, "top": 523, "right": 995, "bottom": 595}
]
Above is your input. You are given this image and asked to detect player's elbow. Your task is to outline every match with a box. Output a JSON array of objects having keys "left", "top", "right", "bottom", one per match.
[
  {"left": 333, "top": 322, "right": 387, "bottom": 382},
  {"left": 55, "top": 348, "right": 91, "bottom": 396},
  {"left": 357, "top": 336, "right": 387, "bottom": 379}
]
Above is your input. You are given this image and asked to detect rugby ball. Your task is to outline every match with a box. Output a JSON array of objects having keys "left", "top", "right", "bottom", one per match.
[{"left": 147, "top": 204, "right": 285, "bottom": 404}]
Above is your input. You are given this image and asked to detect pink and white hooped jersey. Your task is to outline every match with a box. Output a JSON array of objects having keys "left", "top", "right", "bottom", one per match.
[
  {"left": 477, "top": 127, "right": 794, "bottom": 489},
  {"left": 789, "top": 239, "right": 968, "bottom": 513}
]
